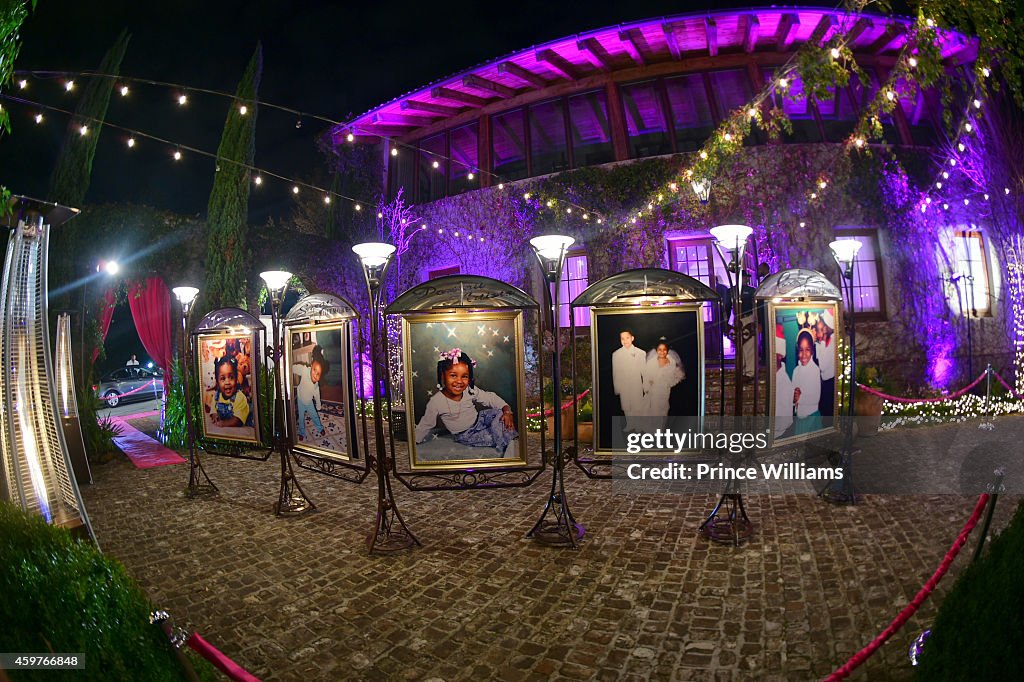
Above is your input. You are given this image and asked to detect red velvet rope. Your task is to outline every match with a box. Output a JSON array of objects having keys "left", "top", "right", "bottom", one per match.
[
  {"left": 858, "top": 371, "right": 988, "bottom": 404},
  {"left": 991, "top": 370, "right": 1024, "bottom": 401},
  {"left": 824, "top": 493, "right": 991, "bottom": 681},
  {"left": 526, "top": 389, "right": 590, "bottom": 418},
  {"left": 187, "top": 633, "right": 261, "bottom": 682}
]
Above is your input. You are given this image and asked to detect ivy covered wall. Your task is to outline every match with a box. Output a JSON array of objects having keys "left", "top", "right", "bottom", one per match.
[{"left": 388, "top": 144, "right": 1014, "bottom": 393}]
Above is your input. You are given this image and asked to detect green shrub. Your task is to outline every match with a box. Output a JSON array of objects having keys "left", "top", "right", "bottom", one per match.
[
  {"left": 915, "top": 500, "right": 1024, "bottom": 680},
  {"left": 0, "top": 503, "right": 218, "bottom": 681},
  {"left": 161, "top": 357, "right": 199, "bottom": 448}
]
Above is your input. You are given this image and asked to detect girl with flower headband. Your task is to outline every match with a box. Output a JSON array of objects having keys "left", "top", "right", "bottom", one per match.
[{"left": 414, "top": 348, "right": 518, "bottom": 457}]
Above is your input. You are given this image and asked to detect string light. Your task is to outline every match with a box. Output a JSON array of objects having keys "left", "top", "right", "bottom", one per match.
[
  {"left": 854, "top": 137, "right": 865, "bottom": 148},
  {"left": 323, "top": 195, "right": 331, "bottom": 204},
  {"left": 377, "top": 212, "right": 383, "bottom": 218},
  {"left": 467, "top": 171, "right": 474, "bottom": 180},
  {"left": 64, "top": 80, "right": 74, "bottom": 92},
  {"left": 949, "top": 159, "right": 956, "bottom": 166},
  {"left": 390, "top": 148, "right": 398, "bottom": 156},
  {"left": 958, "top": 143, "right": 965, "bottom": 152},
  {"left": 292, "top": 185, "right": 299, "bottom": 194},
  {"left": 432, "top": 160, "right": 439, "bottom": 169},
  {"left": 79, "top": 124, "right": 88, "bottom": 136},
  {"left": 173, "top": 149, "right": 182, "bottom": 160},
  {"left": 355, "top": 203, "right": 362, "bottom": 210},
  {"left": 965, "top": 122, "right": 973, "bottom": 133},
  {"left": 346, "top": 132, "right": 354, "bottom": 142},
  {"left": 830, "top": 47, "right": 840, "bottom": 59},
  {"left": 254, "top": 175, "right": 262, "bottom": 185},
  {"left": 34, "top": 112, "right": 43, "bottom": 124},
  {"left": 177, "top": 94, "right": 187, "bottom": 105},
  {"left": 908, "top": 57, "right": 918, "bottom": 68},
  {"left": 119, "top": 84, "right": 129, "bottom": 96},
  {"left": 498, "top": 183, "right": 504, "bottom": 189},
  {"left": 523, "top": 192, "right": 531, "bottom": 200},
  {"left": 973, "top": 99, "right": 982, "bottom": 109},
  {"left": 981, "top": 67, "right": 991, "bottom": 78},
  {"left": 942, "top": 171, "right": 949, "bottom": 179},
  {"left": 779, "top": 77, "right": 789, "bottom": 88},
  {"left": 127, "top": 137, "right": 135, "bottom": 148},
  {"left": 18, "top": 79, "right": 27, "bottom": 89},
  {"left": 239, "top": 105, "right": 247, "bottom": 115}
]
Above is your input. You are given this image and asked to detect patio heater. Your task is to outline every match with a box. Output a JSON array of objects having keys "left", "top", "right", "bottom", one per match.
[
  {"left": 172, "top": 285, "right": 217, "bottom": 497},
  {"left": 352, "top": 243, "right": 418, "bottom": 552},
  {"left": 526, "top": 234, "right": 585, "bottom": 547},
  {"left": 260, "top": 270, "right": 316, "bottom": 516}
]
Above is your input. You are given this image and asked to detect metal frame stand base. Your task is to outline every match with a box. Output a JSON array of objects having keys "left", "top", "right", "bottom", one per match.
[
  {"left": 368, "top": 499, "right": 420, "bottom": 554},
  {"left": 699, "top": 493, "right": 753, "bottom": 546},
  {"left": 185, "top": 458, "right": 218, "bottom": 498},
  {"left": 527, "top": 470, "right": 585, "bottom": 548},
  {"left": 275, "top": 453, "right": 316, "bottom": 517},
  {"left": 820, "top": 448, "right": 859, "bottom": 506}
]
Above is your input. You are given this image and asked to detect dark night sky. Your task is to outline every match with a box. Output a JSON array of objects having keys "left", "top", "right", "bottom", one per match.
[{"left": 1, "top": 0, "right": 910, "bottom": 373}]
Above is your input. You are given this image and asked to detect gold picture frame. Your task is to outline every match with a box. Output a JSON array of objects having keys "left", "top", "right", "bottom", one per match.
[
  {"left": 590, "top": 305, "right": 705, "bottom": 454},
  {"left": 767, "top": 301, "right": 842, "bottom": 446},
  {"left": 283, "top": 321, "right": 357, "bottom": 462},
  {"left": 195, "top": 330, "right": 261, "bottom": 445},
  {"left": 402, "top": 310, "right": 527, "bottom": 470}
]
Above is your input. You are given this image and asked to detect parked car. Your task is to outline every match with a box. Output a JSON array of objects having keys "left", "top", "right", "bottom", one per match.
[{"left": 93, "top": 366, "right": 164, "bottom": 407}]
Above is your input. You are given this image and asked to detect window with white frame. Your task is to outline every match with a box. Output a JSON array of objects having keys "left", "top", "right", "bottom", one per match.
[
  {"left": 558, "top": 252, "right": 590, "bottom": 328},
  {"left": 947, "top": 230, "right": 991, "bottom": 317},
  {"left": 833, "top": 231, "right": 884, "bottom": 316}
]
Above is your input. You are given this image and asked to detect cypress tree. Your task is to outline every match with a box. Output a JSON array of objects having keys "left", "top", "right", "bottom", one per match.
[
  {"left": 47, "top": 28, "right": 131, "bottom": 207},
  {"left": 203, "top": 43, "right": 262, "bottom": 311}
]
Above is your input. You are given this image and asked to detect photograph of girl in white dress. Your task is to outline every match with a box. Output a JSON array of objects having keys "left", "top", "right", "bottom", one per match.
[
  {"left": 403, "top": 313, "right": 526, "bottom": 468},
  {"left": 288, "top": 324, "right": 356, "bottom": 461},
  {"left": 769, "top": 305, "right": 839, "bottom": 444},
  {"left": 592, "top": 307, "right": 703, "bottom": 453}
]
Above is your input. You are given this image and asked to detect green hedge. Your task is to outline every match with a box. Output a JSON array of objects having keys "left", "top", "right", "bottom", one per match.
[
  {"left": 0, "top": 504, "right": 218, "bottom": 681},
  {"left": 916, "top": 500, "right": 1024, "bottom": 680}
]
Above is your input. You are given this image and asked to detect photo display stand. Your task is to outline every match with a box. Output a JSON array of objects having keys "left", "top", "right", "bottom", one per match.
[
  {"left": 754, "top": 269, "right": 843, "bottom": 448},
  {"left": 282, "top": 293, "right": 368, "bottom": 483},
  {"left": 383, "top": 275, "right": 547, "bottom": 491},
  {"left": 569, "top": 268, "right": 719, "bottom": 477},
  {"left": 191, "top": 307, "right": 273, "bottom": 461}
]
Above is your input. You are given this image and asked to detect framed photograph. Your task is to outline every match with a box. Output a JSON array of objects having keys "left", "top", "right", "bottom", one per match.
[
  {"left": 196, "top": 330, "right": 260, "bottom": 444},
  {"left": 767, "top": 302, "right": 841, "bottom": 445},
  {"left": 284, "top": 321, "right": 357, "bottom": 461},
  {"left": 591, "top": 306, "right": 704, "bottom": 454},
  {"left": 402, "top": 311, "right": 527, "bottom": 469}
]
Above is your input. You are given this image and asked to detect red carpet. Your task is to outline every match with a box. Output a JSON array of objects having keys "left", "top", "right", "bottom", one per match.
[{"left": 111, "top": 410, "right": 186, "bottom": 468}]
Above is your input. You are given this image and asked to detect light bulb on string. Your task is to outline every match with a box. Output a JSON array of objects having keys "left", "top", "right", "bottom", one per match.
[
  {"left": 174, "top": 149, "right": 182, "bottom": 161},
  {"left": 546, "top": 200, "right": 553, "bottom": 208},
  {"left": 909, "top": 56, "right": 918, "bottom": 68},
  {"left": 973, "top": 99, "right": 982, "bottom": 109},
  {"left": 965, "top": 123, "right": 973, "bottom": 133},
  {"left": 377, "top": 212, "right": 383, "bottom": 218},
  {"left": 984, "top": 193, "right": 989, "bottom": 200},
  {"left": 942, "top": 171, "right": 949, "bottom": 179},
  {"left": 292, "top": 186, "right": 299, "bottom": 195},
  {"left": 936, "top": 181, "right": 942, "bottom": 189},
  {"left": 254, "top": 175, "right": 262, "bottom": 185},
  {"left": 127, "top": 137, "right": 135, "bottom": 148},
  {"left": 323, "top": 195, "right": 331, "bottom": 204},
  {"left": 964, "top": 198, "right": 970, "bottom": 205},
  {"left": 670, "top": 183, "right": 678, "bottom": 191},
  {"left": 925, "top": 197, "right": 932, "bottom": 204},
  {"left": 467, "top": 171, "right": 474, "bottom": 180},
  {"left": 239, "top": 105, "right": 248, "bottom": 115},
  {"left": 346, "top": 132, "right": 354, "bottom": 142},
  {"left": 949, "top": 159, "right": 956, "bottom": 167},
  {"left": 854, "top": 137, "right": 865, "bottom": 148},
  {"left": 391, "top": 148, "right": 398, "bottom": 156},
  {"left": 34, "top": 113, "right": 43, "bottom": 124},
  {"left": 119, "top": 85, "right": 129, "bottom": 96},
  {"left": 566, "top": 207, "right": 572, "bottom": 214},
  {"left": 432, "top": 160, "right": 439, "bottom": 169},
  {"left": 79, "top": 125, "right": 88, "bottom": 136},
  {"left": 498, "top": 183, "right": 504, "bottom": 189},
  {"left": 65, "top": 80, "right": 74, "bottom": 92},
  {"left": 958, "top": 143, "right": 965, "bottom": 152},
  {"left": 779, "top": 77, "right": 789, "bottom": 88},
  {"left": 18, "top": 79, "right": 27, "bottom": 89},
  {"left": 523, "top": 192, "right": 531, "bottom": 200},
  {"left": 830, "top": 47, "right": 840, "bottom": 59},
  {"left": 982, "top": 67, "right": 991, "bottom": 78},
  {"left": 699, "top": 151, "right": 708, "bottom": 160},
  {"left": 355, "top": 203, "right": 362, "bottom": 210},
  {"left": 943, "top": 203, "right": 949, "bottom": 210},
  {"left": 177, "top": 93, "right": 187, "bottom": 105}
]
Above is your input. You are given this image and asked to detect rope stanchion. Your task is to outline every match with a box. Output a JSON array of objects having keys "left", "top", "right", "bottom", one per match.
[
  {"left": 186, "top": 633, "right": 261, "bottom": 682},
  {"left": 824, "top": 493, "right": 991, "bottom": 681},
  {"left": 858, "top": 370, "right": 988, "bottom": 404},
  {"left": 526, "top": 389, "right": 590, "bottom": 419}
]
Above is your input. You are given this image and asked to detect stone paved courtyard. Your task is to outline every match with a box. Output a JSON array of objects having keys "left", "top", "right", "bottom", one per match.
[{"left": 80, "top": 416, "right": 1023, "bottom": 681}]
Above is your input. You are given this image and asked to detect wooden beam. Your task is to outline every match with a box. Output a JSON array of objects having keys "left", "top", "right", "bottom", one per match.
[
  {"left": 401, "top": 99, "right": 464, "bottom": 116},
  {"left": 355, "top": 123, "right": 418, "bottom": 136},
  {"left": 843, "top": 17, "right": 873, "bottom": 48},
  {"left": 462, "top": 74, "right": 518, "bottom": 99},
  {"left": 662, "top": 22, "right": 682, "bottom": 60},
  {"left": 618, "top": 29, "right": 647, "bottom": 66},
  {"left": 705, "top": 18, "right": 718, "bottom": 57},
  {"left": 868, "top": 24, "right": 905, "bottom": 55},
  {"left": 741, "top": 14, "right": 760, "bottom": 53},
  {"left": 536, "top": 48, "right": 584, "bottom": 80},
  {"left": 605, "top": 81, "right": 630, "bottom": 162},
  {"left": 497, "top": 61, "right": 549, "bottom": 88},
  {"left": 810, "top": 14, "right": 836, "bottom": 46},
  {"left": 577, "top": 37, "right": 615, "bottom": 72},
  {"left": 775, "top": 13, "right": 800, "bottom": 52},
  {"left": 430, "top": 86, "right": 491, "bottom": 107},
  {"left": 372, "top": 112, "right": 439, "bottom": 127}
]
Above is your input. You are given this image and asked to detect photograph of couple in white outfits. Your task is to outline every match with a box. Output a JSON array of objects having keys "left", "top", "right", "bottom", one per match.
[{"left": 593, "top": 308, "right": 703, "bottom": 453}]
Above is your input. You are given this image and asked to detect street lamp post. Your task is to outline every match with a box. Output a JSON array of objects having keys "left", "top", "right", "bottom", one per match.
[
  {"left": 260, "top": 270, "right": 316, "bottom": 516},
  {"left": 79, "top": 260, "right": 119, "bottom": 394},
  {"left": 352, "top": 243, "right": 418, "bottom": 553},
  {"left": 821, "top": 239, "right": 862, "bottom": 505},
  {"left": 700, "top": 224, "right": 755, "bottom": 545},
  {"left": 172, "top": 286, "right": 217, "bottom": 497},
  {"left": 526, "top": 234, "right": 585, "bottom": 548}
]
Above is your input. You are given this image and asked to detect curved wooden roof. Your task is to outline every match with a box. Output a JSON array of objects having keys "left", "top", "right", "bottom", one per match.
[{"left": 333, "top": 6, "right": 975, "bottom": 144}]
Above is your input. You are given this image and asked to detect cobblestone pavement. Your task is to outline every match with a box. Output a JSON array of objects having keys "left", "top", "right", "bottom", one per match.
[{"left": 80, "top": 416, "right": 1023, "bottom": 681}]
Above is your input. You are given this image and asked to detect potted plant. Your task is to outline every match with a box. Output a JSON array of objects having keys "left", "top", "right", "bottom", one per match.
[
  {"left": 854, "top": 366, "right": 887, "bottom": 437},
  {"left": 576, "top": 395, "right": 593, "bottom": 444}
]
